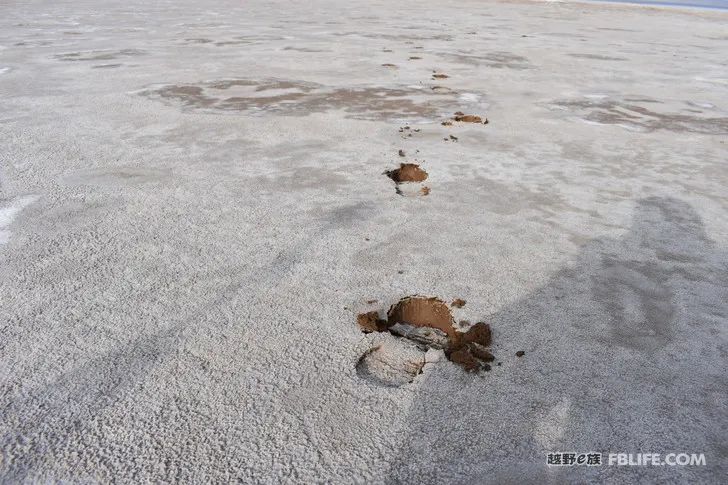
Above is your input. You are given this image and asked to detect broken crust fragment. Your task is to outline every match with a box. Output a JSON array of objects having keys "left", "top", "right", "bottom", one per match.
[
  {"left": 356, "top": 340, "right": 425, "bottom": 387},
  {"left": 389, "top": 322, "right": 449, "bottom": 349}
]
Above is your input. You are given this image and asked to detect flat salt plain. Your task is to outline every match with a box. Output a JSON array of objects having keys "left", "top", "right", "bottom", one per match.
[{"left": 1, "top": 0, "right": 727, "bottom": 482}]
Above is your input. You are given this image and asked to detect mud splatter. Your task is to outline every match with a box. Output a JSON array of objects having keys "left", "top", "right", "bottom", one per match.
[
  {"left": 450, "top": 321, "right": 492, "bottom": 349},
  {"left": 357, "top": 311, "right": 390, "bottom": 333},
  {"left": 448, "top": 347, "right": 480, "bottom": 372},
  {"left": 398, "top": 125, "right": 422, "bottom": 138},
  {"left": 470, "top": 345, "right": 495, "bottom": 362},
  {"left": 451, "top": 298, "right": 466, "bottom": 308}
]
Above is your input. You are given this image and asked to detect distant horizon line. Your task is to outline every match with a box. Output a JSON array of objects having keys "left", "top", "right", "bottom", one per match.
[{"left": 583, "top": 0, "right": 728, "bottom": 11}]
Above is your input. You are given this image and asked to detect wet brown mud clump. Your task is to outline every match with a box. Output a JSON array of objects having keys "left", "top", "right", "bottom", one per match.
[
  {"left": 448, "top": 347, "right": 481, "bottom": 372},
  {"left": 451, "top": 298, "right": 466, "bottom": 308},
  {"left": 445, "top": 322, "right": 494, "bottom": 373},
  {"left": 384, "top": 163, "right": 430, "bottom": 196},
  {"left": 385, "top": 163, "right": 428, "bottom": 183},
  {"left": 452, "top": 111, "right": 489, "bottom": 124},
  {"left": 357, "top": 311, "right": 390, "bottom": 333},
  {"left": 449, "top": 321, "right": 492, "bottom": 348},
  {"left": 356, "top": 296, "right": 496, "bottom": 376},
  {"left": 470, "top": 344, "right": 495, "bottom": 362}
]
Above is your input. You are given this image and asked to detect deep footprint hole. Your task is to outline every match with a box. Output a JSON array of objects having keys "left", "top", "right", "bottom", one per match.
[
  {"left": 385, "top": 163, "right": 428, "bottom": 183},
  {"left": 357, "top": 295, "right": 496, "bottom": 383},
  {"left": 384, "top": 163, "right": 430, "bottom": 196}
]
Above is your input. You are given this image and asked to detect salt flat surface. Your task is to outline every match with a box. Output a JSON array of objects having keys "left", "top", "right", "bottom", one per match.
[
  {"left": 0, "top": 195, "right": 38, "bottom": 245},
  {"left": 1, "top": 0, "right": 727, "bottom": 482}
]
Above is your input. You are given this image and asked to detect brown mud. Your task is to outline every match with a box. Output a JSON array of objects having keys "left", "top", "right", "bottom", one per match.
[
  {"left": 357, "top": 296, "right": 496, "bottom": 375},
  {"left": 452, "top": 111, "right": 488, "bottom": 124},
  {"left": 385, "top": 163, "right": 428, "bottom": 183},
  {"left": 451, "top": 298, "right": 466, "bottom": 308}
]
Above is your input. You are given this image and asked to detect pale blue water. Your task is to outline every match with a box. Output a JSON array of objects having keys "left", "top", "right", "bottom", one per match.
[{"left": 590, "top": 0, "right": 728, "bottom": 10}]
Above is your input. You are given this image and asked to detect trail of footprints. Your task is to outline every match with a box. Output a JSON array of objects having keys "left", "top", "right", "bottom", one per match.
[
  {"left": 385, "top": 113, "right": 487, "bottom": 196},
  {"left": 383, "top": 65, "right": 487, "bottom": 197},
  {"left": 356, "top": 56, "right": 524, "bottom": 387}
]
